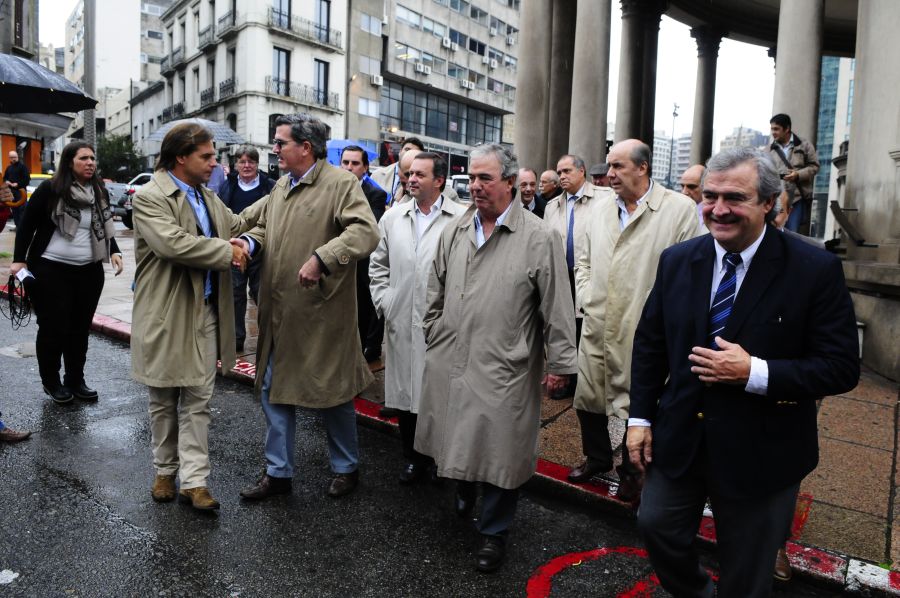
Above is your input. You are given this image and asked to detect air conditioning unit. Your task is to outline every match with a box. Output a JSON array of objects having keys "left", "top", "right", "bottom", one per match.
[
  {"left": 489, "top": 27, "right": 498, "bottom": 36},
  {"left": 489, "top": 59, "right": 498, "bottom": 69},
  {"left": 459, "top": 79, "right": 469, "bottom": 89},
  {"left": 450, "top": 42, "right": 459, "bottom": 52},
  {"left": 442, "top": 37, "right": 452, "bottom": 48},
  {"left": 371, "top": 74, "right": 384, "bottom": 86},
  {"left": 481, "top": 55, "right": 490, "bottom": 65},
  {"left": 423, "top": 65, "right": 432, "bottom": 75},
  {"left": 415, "top": 62, "right": 426, "bottom": 73},
  {"left": 506, "top": 35, "right": 515, "bottom": 45}
]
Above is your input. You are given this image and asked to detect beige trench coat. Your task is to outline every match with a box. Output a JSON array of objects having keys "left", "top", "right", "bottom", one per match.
[
  {"left": 244, "top": 159, "right": 380, "bottom": 408},
  {"left": 369, "top": 195, "right": 466, "bottom": 413},
  {"left": 543, "top": 181, "right": 614, "bottom": 317},
  {"left": 131, "top": 170, "right": 258, "bottom": 387},
  {"left": 415, "top": 200, "right": 577, "bottom": 489},
  {"left": 574, "top": 183, "right": 701, "bottom": 418}
]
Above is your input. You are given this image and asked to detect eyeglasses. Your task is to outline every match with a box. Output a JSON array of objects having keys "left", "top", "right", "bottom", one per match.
[{"left": 272, "top": 139, "right": 294, "bottom": 149}]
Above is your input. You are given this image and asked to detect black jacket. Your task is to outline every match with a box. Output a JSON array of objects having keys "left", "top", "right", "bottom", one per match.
[
  {"left": 630, "top": 226, "right": 859, "bottom": 499},
  {"left": 4, "top": 161, "right": 30, "bottom": 202},
  {"left": 361, "top": 175, "right": 387, "bottom": 222},
  {"left": 14, "top": 179, "right": 120, "bottom": 266}
]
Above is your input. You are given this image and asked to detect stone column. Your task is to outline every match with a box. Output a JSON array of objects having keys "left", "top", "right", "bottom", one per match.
[
  {"left": 513, "top": 0, "right": 553, "bottom": 171},
  {"left": 689, "top": 26, "right": 724, "bottom": 165},
  {"left": 568, "top": 0, "right": 611, "bottom": 164},
  {"left": 772, "top": 0, "right": 824, "bottom": 145},
  {"left": 546, "top": 0, "right": 577, "bottom": 167},
  {"left": 614, "top": 0, "right": 644, "bottom": 141},
  {"left": 638, "top": 1, "right": 665, "bottom": 144}
]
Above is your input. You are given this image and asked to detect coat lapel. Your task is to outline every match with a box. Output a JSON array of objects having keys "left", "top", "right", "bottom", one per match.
[
  {"left": 721, "top": 226, "right": 783, "bottom": 341},
  {"left": 691, "top": 236, "right": 716, "bottom": 346}
]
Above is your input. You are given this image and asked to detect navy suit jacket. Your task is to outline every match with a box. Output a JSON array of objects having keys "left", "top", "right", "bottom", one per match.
[{"left": 630, "top": 225, "right": 859, "bottom": 499}]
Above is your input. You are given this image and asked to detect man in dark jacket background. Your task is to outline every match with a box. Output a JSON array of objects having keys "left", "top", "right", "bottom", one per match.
[
  {"left": 220, "top": 146, "right": 276, "bottom": 352},
  {"left": 4, "top": 150, "right": 30, "bottom": 229}
]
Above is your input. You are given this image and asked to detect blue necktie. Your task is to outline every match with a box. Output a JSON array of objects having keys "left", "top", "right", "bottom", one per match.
[
  {"left": 708, "top": 252, "right": 742, "bottom": 349},
  {"left": 566, "top": 200, "right": 575, "bottom": 270}
]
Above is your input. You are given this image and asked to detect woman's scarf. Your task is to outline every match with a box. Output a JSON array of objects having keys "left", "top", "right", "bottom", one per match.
[{"left": 53, "top": 181, "right": 117, "bottom": 262}]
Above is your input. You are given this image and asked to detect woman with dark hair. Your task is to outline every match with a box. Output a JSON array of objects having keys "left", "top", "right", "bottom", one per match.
[{"left": 10, "top": 141, "right": 124, "bottom": 404}]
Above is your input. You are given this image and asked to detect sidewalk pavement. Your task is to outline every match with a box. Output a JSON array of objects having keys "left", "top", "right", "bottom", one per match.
[{"left": 3, "top": 224, "right": 900, "bottom": 595}]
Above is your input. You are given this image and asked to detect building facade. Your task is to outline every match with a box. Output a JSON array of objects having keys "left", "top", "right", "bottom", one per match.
[
  {"left": 129, "top": 0, "right": 346, "bottom": 174},
  {"left": 651, "top": 130, "right": 671, "bottom": 186},
  {"left": 349, "top": 0, "right": 520, "bottom": 173},
  {"left": 717, "top": 126, "right": 768, "bottom": 153}
]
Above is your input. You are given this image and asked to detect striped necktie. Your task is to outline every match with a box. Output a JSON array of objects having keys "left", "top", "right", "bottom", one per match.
[{"left": 708, "top": 252, "right": 742, "bottom": 349}]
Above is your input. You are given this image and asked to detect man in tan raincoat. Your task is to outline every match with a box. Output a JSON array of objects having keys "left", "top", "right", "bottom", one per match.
[
  {"left": 572, "top": 139, "right": 701, "bottom": 500},
  {"left": 415, "top": 144, "right": 576, "bottom": 573},
  {"left": 237, "top": 114, "right": 379, "bottom": 502},
  {"left": 132, "top": 123, "right": 257, "bottom": 511}
]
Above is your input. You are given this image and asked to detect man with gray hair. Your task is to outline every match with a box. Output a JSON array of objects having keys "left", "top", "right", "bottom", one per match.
[
  {"left": 415, "top": 143, "right": 576, "bottom": 572},
  {"left": 236, "top": 114, "right": 379, "bottom": 502},
  {"left": 571, "top": 139, "right": 699, "bottom": 496},
  {"left": 628, "top": 146, "right": 858, "bottom": 596}
]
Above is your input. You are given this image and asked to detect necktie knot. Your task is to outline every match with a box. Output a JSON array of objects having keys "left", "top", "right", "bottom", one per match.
[{"left": 723, "top": 252, "right": 742, "bottom": 270}]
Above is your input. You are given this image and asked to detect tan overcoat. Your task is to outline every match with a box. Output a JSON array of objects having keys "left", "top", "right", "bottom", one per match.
[
  {"left": 415, "top": 200, "right": 577, "bottom": 489},
  {"left": 574, "top": 183, "right": 701, "bottom": 418},
  {"left": 244, "top": 159, "right": 380, "bottom": 408},
  {"left": 131, "top": 170, "right": 259, "bottom": 387},
  {"left": 368, "top": 195, "right": 466, "bottom": 413}
]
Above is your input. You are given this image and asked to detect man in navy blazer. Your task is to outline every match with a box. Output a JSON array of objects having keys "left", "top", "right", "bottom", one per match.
[{"left": 627, "top": 147, "right": 859, "bottom": 597}]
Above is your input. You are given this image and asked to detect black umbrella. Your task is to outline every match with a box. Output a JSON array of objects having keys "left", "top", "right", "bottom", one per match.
[{"left": 0, "top": 54, "right": 97, "bottom": 114}]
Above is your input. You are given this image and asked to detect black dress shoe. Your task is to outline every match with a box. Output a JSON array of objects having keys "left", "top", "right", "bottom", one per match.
[
  {"left": 475, "top": 535, "right": 506, "bottom": 573},
  {"left": 43, "top": 385, "right": 73, "bottom": 404},
  {"left": 236, "top": 340, "right": 245, "bottom": 353},
  {"left": 567, "top": 457, "right": 612, "bottom": 483},
  {"left": 454, "top": 484, "right": 476, "bottom": 518},
  {"left": 363, "top": 347, "right": 381, "bottom": 363},
  {"left": 327, "top": 470, "right": 359, "bottom": 498},
  {"left": 240, "top": 474, "right": 292, "bottom": 501},
  {"left": 427, "top": 463, "right": 442, "bottom": 485},
  {"left": 613, "top": 474, "right": 643, "bottom": 504},
  {"left": 399, "top": 461, "right": 425, "bottom": 484},
  {"left": 71, "top": 383, "right": 99, "bottom": 401}
]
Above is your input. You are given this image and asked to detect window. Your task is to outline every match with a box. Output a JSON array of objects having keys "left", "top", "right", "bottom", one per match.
[
  {"left": 504, "top": 55, "right": 517, "bottom": 71},
  {"left": 314, "top": 59, "right": 329, "bottom": 105},
  {"left": 315, "top": 0, "right": 330, "bottom": 43},
  {"left": 468, "top": 38, "right": 485, "bottom": 56},
  {"left": 358, "top": 97, "right": 379, "bottom": 118},
  {"left": 432, "top": 0, "right": 448, "bottom": 5},
  {"left": 448, "top": 63, "right": 465, "bottom": 79},
  {"left": 207, "top": 59, "right": 215, "bottom": 86},
  {"left": 393, "top": 42, "right": 419, "bottom": 62},
  {"left": 193, "top": 67, "right": 200, "bottom": 96},
  {"left": 359, "top": 55, "right": 381, "bottom": 76},
  {"left": 448, "top": 29, "right": 467, "bottom": 46},
  {"left": 272, "top": 47, "right": 290, "bottom": 94},
  {"left": 360, "top": 13, "right": 381, "bottom": 35},
  {"left": 422, "top": 18, "right": 445, "bottom": 38},
  {"left": 141, "top": 3, "right": 163, "bottom": 16},
  {"left": 449, "top": 0, "right": 469, "bottom": 13},
  {"left": 396, "top": 5, "right": 421, "bottom": 28},
  {"left": 469, "top": 5, "right": 488, "bottom": 26},
  {"left": 146, "top": 30, "right": 164, "bottom": 39},
  {"left": 488, "top": 47, "right": 504, "bottom": 62},
  {"left": 140, "top": 52, "right": 149, "bottom": 64},
  {"left": 420, "top": 52, "right": 445, "bottom": 74},
  {"left": 273, "top": 0, "right": 290, "bottom": 28},
  {"left": 178, "top": 73, "right": 186, "bottom": 101},
  {"left": 193, "top": 11, "right": 200, "bottom": 43}
]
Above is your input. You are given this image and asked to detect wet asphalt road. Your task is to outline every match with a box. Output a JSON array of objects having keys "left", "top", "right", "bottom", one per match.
[{"left": 0, "top": 323, "right": 839, "bottom": 597}]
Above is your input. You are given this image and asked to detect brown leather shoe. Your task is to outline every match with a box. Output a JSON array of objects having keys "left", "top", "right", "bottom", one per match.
[
  {"left": 151, "top": 474, "right": 176, "bottom": 502},
  {"left": 774, "top": 547, "right": 792, "bottom": 582},
  {"left": 240, "top": 474, "right": 292, "bottom": 501},
  {"left": 327, "top": 470, "right": 359, "bottom": 498},
  {"left": 178, "top": 487, "right": 220, "bottom": 511},
  {"left": 567, "top": 457, "right": 612, "bottom": 483},
  {"left": 613, "top": 474, "right": 643, "bottom": 504},
  {"left": 0, "top": 427, "right": 31, "bottom": 442}
]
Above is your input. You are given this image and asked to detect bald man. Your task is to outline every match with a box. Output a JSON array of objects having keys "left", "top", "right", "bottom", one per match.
[
  {"left": 680, "top": 164, "right": 707, "bottom": 232},
  {"left": 4, "top": 150, "right": 30, "bottom": 229}
]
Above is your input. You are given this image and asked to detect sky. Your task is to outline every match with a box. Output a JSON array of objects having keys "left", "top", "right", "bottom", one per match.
[{"left": 39, "top": 0, "right": 776, "bottom": 149}]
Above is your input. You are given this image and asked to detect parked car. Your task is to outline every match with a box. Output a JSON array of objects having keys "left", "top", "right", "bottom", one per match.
[
  {"left": 25, "top": 173, "right": 52, "bottom": 200},
  {"left": 117, "top": 172, "right": 152, "bottom": 229},
  {"left": 450, "top": 174, "right": 470, "bottom": 202}
]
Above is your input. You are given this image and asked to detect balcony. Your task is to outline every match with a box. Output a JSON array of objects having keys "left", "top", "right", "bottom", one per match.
[
  {"left": 265, "top": 76, "right": 339, "bottom": 110},
  {"left": 172, "top": 101, "right": 185, "bottom": 119},
  {"left": 219, "top": 77, "right": 237, "bottom": 100},
  {"left": 171, "top": 47, "right": 185, "bottom": 68},
  {"left": 160, "top": 55, "right": 173, "bottom": 75},
  {"left": 267, "top": 7, "right": 342, "bottom": 52},
  {"left": 161, "top": 106, "right": 173, "bottom": 123},
  {"left": 217, "top": 11, "right": 239, "bottom": 38},
  {"left": 198, "top": 25, "right": 215, "bottom": 51},
  {"left": 200, "top": 86, "right": 216, "bottom": 108}
]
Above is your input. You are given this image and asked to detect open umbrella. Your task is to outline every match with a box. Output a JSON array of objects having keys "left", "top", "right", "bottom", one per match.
[
  {"left": 326, "top": 139, "right": 377, "bottom": 166},
  {"left": 0, "top": 54, "right": 97, "bottom": 114},
  {"left": 147, "top": 117, "right": 246, "bottom": 144}
]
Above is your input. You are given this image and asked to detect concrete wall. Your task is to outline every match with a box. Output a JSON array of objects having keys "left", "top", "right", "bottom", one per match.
[{"left": 845, "top": 1, "right": 900, "bottom": 245}]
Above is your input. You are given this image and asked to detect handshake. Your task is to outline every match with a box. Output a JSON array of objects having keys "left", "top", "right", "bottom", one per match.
[{"left": 230, "top": 238, "right": 251, "bottom": 272}]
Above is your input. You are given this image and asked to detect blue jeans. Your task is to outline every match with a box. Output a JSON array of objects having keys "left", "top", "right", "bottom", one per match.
[
  {"left": 784, "top": 200, "right": 805, "bottom": 233},
  {"left": 259, "top": 353, "right": 359, "bottom": 478}
]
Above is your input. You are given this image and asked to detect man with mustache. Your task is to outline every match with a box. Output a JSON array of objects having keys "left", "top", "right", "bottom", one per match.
[{"left": 571, "top": 139, "right": 699, "bottom": 498}]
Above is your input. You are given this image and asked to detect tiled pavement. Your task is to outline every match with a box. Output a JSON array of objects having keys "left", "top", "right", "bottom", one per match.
[{"left": 3, "top": 224, "right": 900, "bottom": 594}]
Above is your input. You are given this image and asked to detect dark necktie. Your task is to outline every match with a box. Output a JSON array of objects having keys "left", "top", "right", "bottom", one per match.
[
  {"left": 566, "top": 199, "right": 576, "bottom": 270},
  {"left": 708, "top": 252, "right": 742, "bottom": 349}
]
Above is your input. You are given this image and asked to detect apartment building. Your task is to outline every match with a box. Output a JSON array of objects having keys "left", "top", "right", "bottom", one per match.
[{"left": 130, "top": 0, "right": 345, "bottom": 174}]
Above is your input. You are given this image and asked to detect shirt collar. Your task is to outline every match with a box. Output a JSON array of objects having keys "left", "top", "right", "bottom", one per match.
[
  {"left": 289, "top": 162, "right": 317, "bottom": 187},
  {"left": 566, "top": 182, "right": 587, "bottom": 202},
  {"left": 415, "top": 195, "right": 443, "bottom": 216},
  {"left": 616, "top": 180, "right": 653, "bottom": 211},
  {"left": 167, "top": 171, "right": 197, "bottom": 198},
  {"left": 713, "top": 225, "right": 766, "bottom": 272},
  {"left": 474, "top": 199, "right": 514, "bottom": 232}
]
